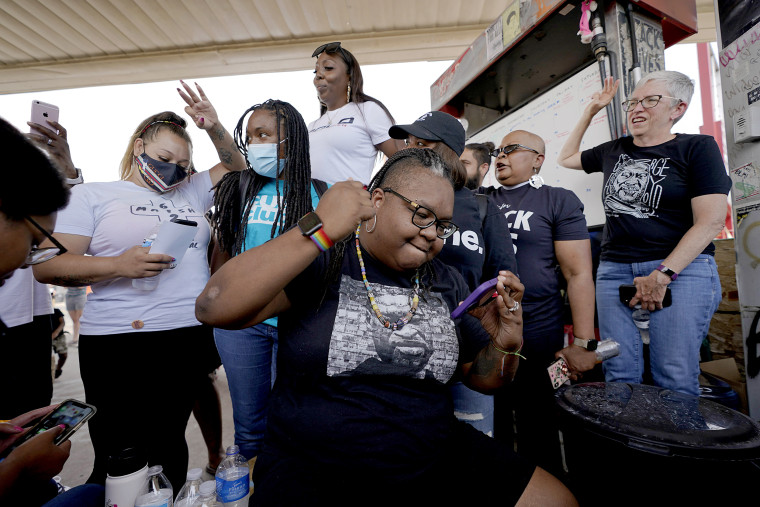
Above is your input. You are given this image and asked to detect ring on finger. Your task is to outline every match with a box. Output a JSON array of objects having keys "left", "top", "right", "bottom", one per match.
[
  {"left": 508, "top": 301, "right": 520, "bottom": 313},
  {"left": 47, "top": 138, "right": 52, "bottom": 145}
]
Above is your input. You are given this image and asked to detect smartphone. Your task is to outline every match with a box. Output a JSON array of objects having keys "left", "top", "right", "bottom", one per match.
[
  {"left": 618, "top": 284, "right": 672, "bottom": 308},
  {"left": 2, "top": 399, "right": 96, "bottom": 457},
  {"left": 30, "top": 100, "right": 60, "bottom": 130},
  {"left": 547, "top": 357, "right": 571, "bottom": 389},
  {"left": 450, "top": 277, "right": 499, "bottom": 319}
]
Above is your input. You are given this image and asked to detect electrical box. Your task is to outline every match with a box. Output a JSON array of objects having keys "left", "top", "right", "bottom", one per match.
[{"left": 734, "top": 102, "right": 760, "bottom": 143}]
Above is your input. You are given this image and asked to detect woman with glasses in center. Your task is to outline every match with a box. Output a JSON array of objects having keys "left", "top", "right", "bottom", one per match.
[
  {"left": 309, "top": 41, "right": 400, "bottom": 185},
  {"left": 196, "top": 148, "right": 576, "bottom": 505},
  {"left": 388, "top": 111, "right": 517, "bottom": 437}
]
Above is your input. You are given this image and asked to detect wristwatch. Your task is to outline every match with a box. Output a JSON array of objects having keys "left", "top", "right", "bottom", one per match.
[
  {"left": 573, "top": 337, "right": 598, "bottom": 351},
  {"left": 298, "top": 212, "right": 333, "bottom": 252},
  {"left": 64, "top": 168, "right": 84, "bottom": 185},
  {"left": 298, "top": 212, "right": 324, "bottom": 237},
  {"left": 656, "top": 264, "right": 678, "bottom": 281}
]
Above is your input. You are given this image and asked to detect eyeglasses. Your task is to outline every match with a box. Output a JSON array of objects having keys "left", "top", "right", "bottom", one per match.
[
  {"left": 312, "top": 41, "right": 348, "bottom": 61},
  {"left": 382, "top": 188, "right": 458, "bottom": 239},
  {"left": 621, "top": 95, "right": 681, "bottom": 112},
  {"left": 490, "top": 144, "right": 540, "bottom": 157},
  {"left": 24, "top": 216, "right": 67, "bottom": 265}
]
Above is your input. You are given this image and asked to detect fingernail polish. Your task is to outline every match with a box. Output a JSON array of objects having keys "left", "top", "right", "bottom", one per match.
[
  {"left": 59, "top": 424, "right": 66, "bottom": 429},
  {"left": 14, "top": 426, "right": 22, "bottom": 431}
]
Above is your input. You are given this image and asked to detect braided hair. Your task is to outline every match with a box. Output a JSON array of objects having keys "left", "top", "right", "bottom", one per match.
[
  {"left": 322, "top": 148, "right": 453, "bottom": 298},
  {"left": 211, "top": 100, "right": 312, "bottom": 256}
]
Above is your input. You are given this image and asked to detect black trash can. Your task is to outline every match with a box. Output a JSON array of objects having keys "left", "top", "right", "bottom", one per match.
[{"left": 556, "top": 382, "right": 760, "bottom": 506}]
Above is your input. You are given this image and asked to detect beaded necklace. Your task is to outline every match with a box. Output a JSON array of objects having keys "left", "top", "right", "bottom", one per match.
[{"left": 354, "top": 225, "right": 420, "bottom": 330}]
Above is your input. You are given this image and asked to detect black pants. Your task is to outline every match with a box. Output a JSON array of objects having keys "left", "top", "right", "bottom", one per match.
[
  {"left": 79, "top": 325, "right": 212, "bottom": 491},
  {"left": 494, "top": 324, "right": 566, "bottom": 479},
  {"left": 0, "top": 314, "right": 54, "bottom": 419}
]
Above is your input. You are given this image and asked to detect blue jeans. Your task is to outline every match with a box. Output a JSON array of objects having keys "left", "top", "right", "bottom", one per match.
[
  {"left": 596, "top": 255, "right": 722, "bottom": 396},
  {"left": 450, "top": 382, "right": 494, "bottom": 436},
  {"left": 214, "top": 323, "right": 278, "bottom": 460}
]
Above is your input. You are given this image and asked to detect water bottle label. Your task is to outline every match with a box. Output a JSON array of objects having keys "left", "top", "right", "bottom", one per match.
[{"left": 216, "top": 474, "right": 249, "bottom": 502}]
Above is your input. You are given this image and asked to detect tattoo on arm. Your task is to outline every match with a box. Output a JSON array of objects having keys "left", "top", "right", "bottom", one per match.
[
  {"left": 217, "top": 147, "right": 233, "bottom": 165},
  {"left": 51, "top": 276, "right": 94, "bottom": 287},
  {"left": 470, "top": 346, "right": 501, "bottom": 378},
  {"left": 213, "top": 126, "right": 225, "bottom": 142}
]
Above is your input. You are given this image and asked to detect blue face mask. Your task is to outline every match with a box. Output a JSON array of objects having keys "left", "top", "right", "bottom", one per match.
[{"left": 246, "top": 142, "right": 286, "bottom": 178}]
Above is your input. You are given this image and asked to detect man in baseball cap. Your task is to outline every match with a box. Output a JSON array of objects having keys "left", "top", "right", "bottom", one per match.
[{"left": 389, "top": 111, "right": 466, "bottom": 156}]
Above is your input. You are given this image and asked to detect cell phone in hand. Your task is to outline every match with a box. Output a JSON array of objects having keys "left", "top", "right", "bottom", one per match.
[
  {"left": 30, "top": 100, "right": 59, "bottom": 131},
  {"left": 450, "top": 277, "right": 499, "bottom": 319},
  {"left": 1, "top": 399, "right": 96, "bottom": 457},
  {"left": 548, "top": 357, "right": 571, "bottom": 390},
  {"left": 618, "top": 284, "right": 672, "bottom": 308}
]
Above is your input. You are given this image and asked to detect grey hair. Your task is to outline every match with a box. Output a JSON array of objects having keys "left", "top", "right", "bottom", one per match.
[{"left": 634, "top": 70, "right": 693, "bottom": 125}]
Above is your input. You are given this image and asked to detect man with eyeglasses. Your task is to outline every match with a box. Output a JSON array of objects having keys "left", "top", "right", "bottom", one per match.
[
  {"left": 559, "top": 70, "right": 731, "bottom": 398},
  {"left": 0, "top": 116, "right": 72, "bottom": 421},
  {"left": 481, "top": 129, "right": 596, "bottom": 479}
]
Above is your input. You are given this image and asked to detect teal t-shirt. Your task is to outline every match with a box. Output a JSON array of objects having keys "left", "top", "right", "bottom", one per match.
[{"left": 242, "top": 179, "right": 322, "bottom": 326}]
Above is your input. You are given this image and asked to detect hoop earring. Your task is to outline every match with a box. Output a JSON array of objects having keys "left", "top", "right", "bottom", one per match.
[
  {"left": 365, "top": 214, "right": 377, "bottom": 233},
  {"left": 347, "top": 83, "right": 351, "bottom": 103},
  {"left": 528, "top": 168, "right": 544, "bottom": 189}
]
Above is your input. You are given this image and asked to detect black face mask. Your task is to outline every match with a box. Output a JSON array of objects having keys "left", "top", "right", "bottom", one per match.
[{"left": 135, "top": 152, "right": 189, "bottom": 192}]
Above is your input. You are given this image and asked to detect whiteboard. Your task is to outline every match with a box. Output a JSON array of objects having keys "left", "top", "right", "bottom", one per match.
[{"left": 470, "top": 63, "right": 612, "bottom": 227}]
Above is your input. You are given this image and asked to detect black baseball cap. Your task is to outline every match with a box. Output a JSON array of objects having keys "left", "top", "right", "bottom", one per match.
[{"left": 389, "top": 111, "right": 466, "bottom": 156}]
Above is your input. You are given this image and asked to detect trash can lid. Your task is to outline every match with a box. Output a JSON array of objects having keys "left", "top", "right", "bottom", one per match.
[{"left": 556, "top": 383, "right": 760, "bottom": 460}]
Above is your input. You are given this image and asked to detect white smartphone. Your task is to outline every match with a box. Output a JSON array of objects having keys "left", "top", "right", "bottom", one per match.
[{"left": 30, "top": 100, "right": 59, "bottom": 131}]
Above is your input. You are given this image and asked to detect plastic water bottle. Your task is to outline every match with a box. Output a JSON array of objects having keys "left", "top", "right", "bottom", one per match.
[
  {"left": 134, "top": 465, "right": 174, "bottom": 507},
  {"left": 632, "top": 307, "right": 651, "bottom": 345},
  {"left": 215, "top": 445, "right": 250, "bottom": 506},
  {"left": 192, "top": 481, "right": 221, "bottom": 507},
  {"left": 133, "top": 223, "right": 162, "bottom": 291},
  {"left": 175, "top": 468, "right": 204, "bottom": 507}
]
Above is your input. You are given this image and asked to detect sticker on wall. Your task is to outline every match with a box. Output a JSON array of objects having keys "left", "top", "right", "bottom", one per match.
[
  {"left": 737, "top": 208, "right": 760, "bottom": 307},
  {"left": 731, "top": 162, "right": 760, "bottom": 202}
]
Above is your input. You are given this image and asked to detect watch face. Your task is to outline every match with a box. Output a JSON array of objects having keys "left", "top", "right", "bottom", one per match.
[
  {"left": 587, "top": 340, "right": 598, "bottom": 351},
  {"left": 298, "top": 212, "right": 322, "bottom": 236}
]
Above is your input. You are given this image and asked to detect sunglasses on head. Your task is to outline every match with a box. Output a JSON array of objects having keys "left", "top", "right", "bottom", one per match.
[{"left": 312, "top": 41, "right": 348, "bottom": 60}]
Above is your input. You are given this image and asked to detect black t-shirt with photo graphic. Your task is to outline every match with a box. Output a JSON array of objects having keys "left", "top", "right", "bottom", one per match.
[
  {"left": 581, "top": 134, "right": 730, "bottom": 263},
  {"left": 268, "top": 243, "right": 489, "bottom": 480}
]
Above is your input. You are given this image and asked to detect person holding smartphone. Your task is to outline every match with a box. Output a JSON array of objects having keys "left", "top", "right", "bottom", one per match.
[
  {"left": 0, "top": 119, "right": 103, "bottom": 506},
  {"left": 33, "top": 86, "right": 246, "bottom": 491},
  {"left": 559, "top": 71, "right": 731, "bottom": 396}
]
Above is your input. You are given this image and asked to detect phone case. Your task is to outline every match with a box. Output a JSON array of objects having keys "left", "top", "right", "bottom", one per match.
[
  {"left": 547, "top": 357, "right": 570, "bottom": 389},
  {"left": 450, "top": 277, "right": 499, "bottom": 319},
  {"left": 30, "top": 100, "right": 59, "bottom": 128}
]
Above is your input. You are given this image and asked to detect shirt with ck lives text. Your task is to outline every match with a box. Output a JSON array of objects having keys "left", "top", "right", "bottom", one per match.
[{"left": 484, "top": 183, "right": 588, "bottom": 335}]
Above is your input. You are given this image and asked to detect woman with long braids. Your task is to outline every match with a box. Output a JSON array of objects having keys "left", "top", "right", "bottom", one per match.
[
  {"left": 34, "top": 84, "right": 243, "bottom": 490},
  {"left": 309, "top": 41, "right": 400, "bottom": 184},
  {"left": 196, "top": 149, "right": 576, "bottom": 505},
  {"left": 209, "top": 99, "right": 324, "bottom": 465}
]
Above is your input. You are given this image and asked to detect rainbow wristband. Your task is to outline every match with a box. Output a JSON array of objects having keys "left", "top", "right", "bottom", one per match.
[{"left": 309, "top": 227, "right": 334, "bottom": 252}]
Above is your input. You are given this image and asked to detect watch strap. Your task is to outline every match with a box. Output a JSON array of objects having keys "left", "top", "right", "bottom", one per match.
[
  {"left": 64, "top": 168, "right": 84, "bottom": 185},
  {"left": 656, "top": 264, "right": 678, "bottom": 281},
  {"left": 573, "top": 337, "right": 598, "bottom": 351},
  {"left": 298, "top": 212, "right": 333, "bottom": 252}
]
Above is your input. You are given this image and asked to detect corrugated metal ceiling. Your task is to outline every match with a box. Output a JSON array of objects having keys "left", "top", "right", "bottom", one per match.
[{"left": 0, "top": 0, "right": 716, "bottom": 95}]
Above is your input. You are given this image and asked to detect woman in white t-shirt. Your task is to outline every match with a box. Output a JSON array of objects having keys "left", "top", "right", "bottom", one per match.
[
  {"left": 308, "top": 42, "right": 400, "bottom": 184},
  {"left": 34, "top": 106, "right": 243, "bottom": 491}
]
